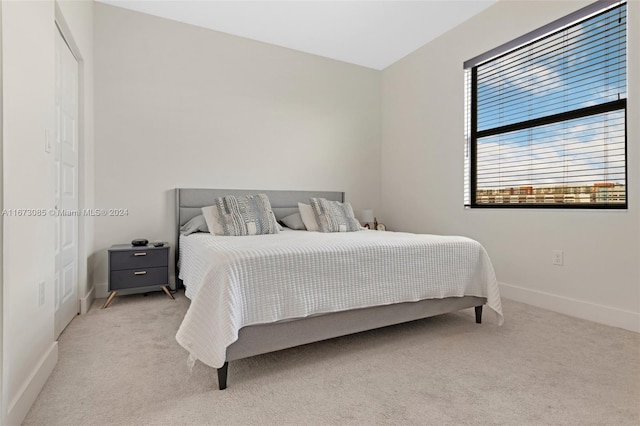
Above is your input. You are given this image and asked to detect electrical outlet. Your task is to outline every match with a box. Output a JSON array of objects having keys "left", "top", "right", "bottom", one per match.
[
  {"left": 38, "top": 281, "right": 45, "bottom": 306},
  {"left": 552, "top": 250, "right": 564, "bottom": 266}
]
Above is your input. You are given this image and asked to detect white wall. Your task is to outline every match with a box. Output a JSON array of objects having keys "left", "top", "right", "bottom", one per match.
[
  {"left": 93, "top": 3, "right": 382, "bottom": 295},
  {"left": 1, "top": 1, "right": 94, "bottom": 424},
  {"left": 2, "top": 2, "right": 56, "bottom": 423},
  {"left": 0, "top": 2, "right": 4, "bottom": 421},
  {"left": 381, "top": 0, "right": 640, "bottom": 332}
]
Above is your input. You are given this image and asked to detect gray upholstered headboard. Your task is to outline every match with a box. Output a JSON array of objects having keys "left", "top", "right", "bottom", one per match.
[
  {"left": 176, "top": 188, "right": 344, "bottom": 227},
  {"left": 175, "top": 188, "right": 345, "bottom": 287}
]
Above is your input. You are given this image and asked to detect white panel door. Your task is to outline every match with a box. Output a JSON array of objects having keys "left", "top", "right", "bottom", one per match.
[{"left": 54, "top": 28, "right": 79, "bottom": 338}]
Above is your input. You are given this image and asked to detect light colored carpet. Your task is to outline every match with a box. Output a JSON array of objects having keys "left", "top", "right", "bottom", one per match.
[{"left": 23, "top": 291, "right": 639, "bottom": 426}]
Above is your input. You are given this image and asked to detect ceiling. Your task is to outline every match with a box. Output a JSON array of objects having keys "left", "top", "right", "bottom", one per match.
[{"left": 97, "top": 0, "right": 497, "bottom": 70}]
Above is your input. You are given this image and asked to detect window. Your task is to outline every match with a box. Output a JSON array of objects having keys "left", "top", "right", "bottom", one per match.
[{"left": 464, "top": 1, "right": 627, "bottom": 208}]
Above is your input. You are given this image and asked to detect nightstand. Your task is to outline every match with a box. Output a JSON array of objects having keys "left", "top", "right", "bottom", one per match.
[{"left": 102, "top": 244, "right": 174, "bottom": 308}]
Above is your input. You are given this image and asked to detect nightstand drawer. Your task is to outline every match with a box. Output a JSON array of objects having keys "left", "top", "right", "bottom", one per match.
[
  {"left": 109, "top": 266, "right": 169, "bottom": 290},
  {"left": 110, "top": 248, "right": 167, "bottom": 270}
]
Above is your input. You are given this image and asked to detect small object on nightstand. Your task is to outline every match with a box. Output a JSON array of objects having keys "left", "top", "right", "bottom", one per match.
[
  {"left": 376, "top": 223, "right": 386, "bottom": 231},
  {"left": 359, "top": 209, "right": 374, "bottom": 229},
  {"left": 131, "top": 238, "right": 148, "bottom": 246},
  {"left": 102, "top": 243, "right": 173, "bottom": 308},
  {"left": 152, "top": 242, "right": 164, "bottom": 247}
]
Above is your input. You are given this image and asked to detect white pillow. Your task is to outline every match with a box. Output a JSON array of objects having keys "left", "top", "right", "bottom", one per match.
[
  {"left": 298, "top": 202, "right": 319, "bottom": 231},
  {"left": 201, "top": 205, "right": 224, "bottom": 235},
  {"left": 180, "top": 215, "right": 209, "bottom": 235},
  {"left": 281, "top": 212, "right": 306, "bottom": 230}
]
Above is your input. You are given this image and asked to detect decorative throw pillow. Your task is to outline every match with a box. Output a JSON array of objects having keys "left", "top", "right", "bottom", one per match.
[
  {"left": 309, "top": 198, "right": 360, "bottom": 233},
  {"left": 204, "top": 194, "right": 279, "bottom": 236},
  {"left": 298, "top": 202, "right": 319, "bottom": 231},
  {"left": 180, "top": 215, "right": 209, "bottom": 235},
  {"left": 281, "top": 212, "right": 306, "bottom": 230}
]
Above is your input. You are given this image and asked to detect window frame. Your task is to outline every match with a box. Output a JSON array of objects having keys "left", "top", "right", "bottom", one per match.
[{"left": 464, "top": 0, "right": 627, "bottom": 210}]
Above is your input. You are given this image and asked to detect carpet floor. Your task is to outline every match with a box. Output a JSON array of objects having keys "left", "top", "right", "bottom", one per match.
[{"left": 23, "top": 291, "right": 639, "bottom": 425}]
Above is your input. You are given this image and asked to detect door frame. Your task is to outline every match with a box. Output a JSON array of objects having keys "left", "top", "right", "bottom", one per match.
[{"left": 54, "top": 6, "right": 85, "bottom": 328}]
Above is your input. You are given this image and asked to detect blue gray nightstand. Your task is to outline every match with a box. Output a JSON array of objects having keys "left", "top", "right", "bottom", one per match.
[{"left": 102, "top": 243, "right": 174, "bottom": 308}]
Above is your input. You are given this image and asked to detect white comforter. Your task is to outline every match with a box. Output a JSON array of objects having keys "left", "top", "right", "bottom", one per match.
[{"left": 176, "top": 230, "right": 503, "bottom": 368}]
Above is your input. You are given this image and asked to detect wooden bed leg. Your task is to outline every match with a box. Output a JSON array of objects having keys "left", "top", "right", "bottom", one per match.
[
  {"left": 475, "top": 306, "right": 483, "bottom": 324},
  {"left": 217, "top": 362, "right": 229, "bottom": 390}
]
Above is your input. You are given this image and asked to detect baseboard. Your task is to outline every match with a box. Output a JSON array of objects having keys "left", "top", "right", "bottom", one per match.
[
  {"left": 80, "top": 286, "right": 95, "bottom": 314},
  {"left": 499, "top": 282, "right": 640, "bottom": 333},
  {"left": 6, "top": 342, "right": 58, "bottom": 426}
]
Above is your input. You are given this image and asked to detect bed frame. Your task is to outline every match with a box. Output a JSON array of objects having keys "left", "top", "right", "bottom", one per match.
[{"left": 175, "top": 188, "right": 486, "bottom": 390}]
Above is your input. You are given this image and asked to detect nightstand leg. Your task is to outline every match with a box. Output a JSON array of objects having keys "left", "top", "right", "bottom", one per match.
[
  {"left": 102, "top": 291, "right": 118, "bottom": 309},
  {"left": 161, "top": 285, "right": 175, "bottom": 300}
]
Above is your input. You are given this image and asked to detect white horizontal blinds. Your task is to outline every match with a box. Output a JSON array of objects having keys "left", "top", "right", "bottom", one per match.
[
  {"left": 471, "top": 1, "right": 626, "bottom": 208},
  {"left": 476, "top": 110, "right": 625, "bottom": 188},
  {"left": 477, "top": 5, "right": 626, "bottom": 131}
]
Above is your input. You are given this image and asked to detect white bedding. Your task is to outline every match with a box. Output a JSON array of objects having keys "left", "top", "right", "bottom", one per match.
[{"left": 176, "top": 230, "right": 503, "bottom": 368}]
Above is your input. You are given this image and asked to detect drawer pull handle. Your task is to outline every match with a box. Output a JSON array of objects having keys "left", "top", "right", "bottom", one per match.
[
  {"left": 134, "top": 252, "right": 147, "bottom": 256},
  {"left": 134, "top": 271, "right": 147, "bottom": 275}
]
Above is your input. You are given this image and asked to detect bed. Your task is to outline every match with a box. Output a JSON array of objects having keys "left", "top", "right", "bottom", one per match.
[{"left": 175, "top": 188, "right": 503, "bottom": 390}]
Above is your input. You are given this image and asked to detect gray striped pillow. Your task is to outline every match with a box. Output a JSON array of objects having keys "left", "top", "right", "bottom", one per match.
[
  {"left": 309, "top": 198, "right": 360, "bottom": 232},
  {"left": 213, "top": 194, "right": 280, "bottom": 236}
]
